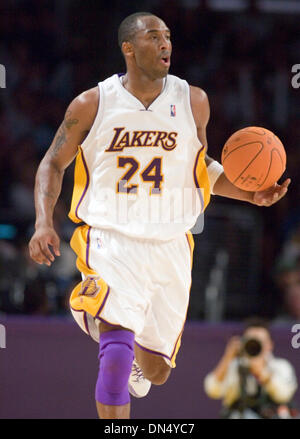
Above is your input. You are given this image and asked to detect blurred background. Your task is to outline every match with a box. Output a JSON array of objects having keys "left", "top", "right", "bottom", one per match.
[{"left": 0, "top": 0, "right": 299, "bottom": 419}]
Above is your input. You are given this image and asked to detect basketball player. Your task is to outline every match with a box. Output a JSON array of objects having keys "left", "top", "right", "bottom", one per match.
[{"left": 28, "top": 12, "right": 290, "bottom": 419}]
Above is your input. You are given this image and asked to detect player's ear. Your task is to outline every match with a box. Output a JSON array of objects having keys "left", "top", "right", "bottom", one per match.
[{"left": 122, "top": 41, "right": 134, "bottom": 58}]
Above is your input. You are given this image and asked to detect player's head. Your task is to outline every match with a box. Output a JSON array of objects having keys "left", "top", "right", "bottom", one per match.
[{"left": 118, "top": 12, "right": 171, "bottom": 79}]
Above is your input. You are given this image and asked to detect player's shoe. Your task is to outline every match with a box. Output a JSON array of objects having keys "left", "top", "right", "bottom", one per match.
[{"left": 128, "top": 359, "right": 151, "bottom": 398}]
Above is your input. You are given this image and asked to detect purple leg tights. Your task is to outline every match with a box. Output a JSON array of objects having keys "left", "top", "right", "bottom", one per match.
[{"left": 95, "top": 330, "right": 134, "bottom": 405}]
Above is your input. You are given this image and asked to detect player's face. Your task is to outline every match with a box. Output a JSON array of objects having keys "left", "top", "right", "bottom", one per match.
[{"left": 131, "top": 16, "right": 172, "bottom": 79}]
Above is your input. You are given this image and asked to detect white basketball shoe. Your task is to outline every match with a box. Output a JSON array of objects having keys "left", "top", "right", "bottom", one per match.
[{"left": 128, "top": 359, "right": 151, "bottom": 398}]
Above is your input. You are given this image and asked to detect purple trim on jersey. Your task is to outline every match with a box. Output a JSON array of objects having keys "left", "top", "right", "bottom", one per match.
[
  {"left": 193, "top": 148, "right": 205, "bottom": 211},
  {"left": 86, "top": 226, "right": 92, "bottom": 269},
  {"left": 75, "top": 148, "right": 90, "bottom": 221},
  {"left": 134, "top": 340, "right": 171, "bottom": 362}
]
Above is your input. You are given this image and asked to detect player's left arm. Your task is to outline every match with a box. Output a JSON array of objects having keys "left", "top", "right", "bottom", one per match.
[{"left": 189, "top": 85, "right": 291, "bottom": 207}]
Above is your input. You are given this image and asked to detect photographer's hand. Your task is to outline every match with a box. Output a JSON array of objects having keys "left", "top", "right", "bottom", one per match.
[
  {"left": 213, "top": 337, "right": 242, "bottom": 382},
  {"left": 250, "top": 356, "right": 271, "bottom": 384},
  {"left": 224, "top": 337, "right": 242, "bottom": 359}
]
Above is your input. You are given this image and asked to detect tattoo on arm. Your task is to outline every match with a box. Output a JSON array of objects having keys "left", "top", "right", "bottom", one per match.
[
  {"left": 51, "top": 110, "right": 79, "bottom": 157},
  {"left": 52, "top": 123, "right": 66, "bottom": 157},
  {"left": 42, "top": 190, "right": 56, "bottom": 199},
  {"left": 65, "top": 110, "right": 79, "bottom": 129},
  {"left": 37, "top": 162, "right": 64, "bottom": 205}
]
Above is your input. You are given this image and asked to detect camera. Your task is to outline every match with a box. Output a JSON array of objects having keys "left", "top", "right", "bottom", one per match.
[{"left": 240, "top": 337, "right": 262, "bottom": 357}]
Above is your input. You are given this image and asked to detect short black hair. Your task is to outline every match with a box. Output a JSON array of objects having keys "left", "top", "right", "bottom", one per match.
[
  {"left": 243, "top": 316, "right": 270, "bottom": 333},
  {"left": 118, "top": 12, "right": 156, "bottom": 49}
]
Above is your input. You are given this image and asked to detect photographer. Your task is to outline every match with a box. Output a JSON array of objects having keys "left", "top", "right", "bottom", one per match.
[{"left": 204, "top": 318, "right": 298, "bottom": 418}]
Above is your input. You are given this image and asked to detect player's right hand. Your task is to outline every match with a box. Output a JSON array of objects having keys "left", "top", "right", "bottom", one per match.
[{"left": 28, "top": 226, "right": 61, "bottom": 266}]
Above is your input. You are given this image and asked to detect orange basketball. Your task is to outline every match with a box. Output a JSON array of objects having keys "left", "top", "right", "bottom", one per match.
[{"left": 221, "top": 126, "right": 286, "bottom": 192}]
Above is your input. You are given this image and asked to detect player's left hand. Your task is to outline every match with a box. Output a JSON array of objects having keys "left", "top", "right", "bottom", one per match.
[{"left": 252, "top": 178, "right": 291, "bottom": 207}]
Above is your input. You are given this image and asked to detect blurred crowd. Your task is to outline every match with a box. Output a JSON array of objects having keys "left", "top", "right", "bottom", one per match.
[{"left": 0, "top": 0, "right": 299, "bottom": 320}]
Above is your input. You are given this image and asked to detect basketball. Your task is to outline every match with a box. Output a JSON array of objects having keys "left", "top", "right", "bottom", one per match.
[{"left": 221, "top": 127, "right": 286, "bottom": 192}]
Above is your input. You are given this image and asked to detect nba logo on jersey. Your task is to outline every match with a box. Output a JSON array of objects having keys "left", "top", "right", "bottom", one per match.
[{"left": 170, "top": 104, "right": 176, "bottom": 117}]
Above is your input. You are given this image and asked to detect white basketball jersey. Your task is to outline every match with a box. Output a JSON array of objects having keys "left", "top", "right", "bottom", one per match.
[{"left": 69, "top": 73, "right": 210, "bottom": 240}]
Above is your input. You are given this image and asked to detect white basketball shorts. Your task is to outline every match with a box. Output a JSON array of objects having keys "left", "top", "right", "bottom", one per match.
[{"left": 69, "top": 225, "right": 194, "bottom": 367}]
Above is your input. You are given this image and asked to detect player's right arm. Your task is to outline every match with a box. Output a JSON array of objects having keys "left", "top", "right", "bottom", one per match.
[{"left": 29, "top": 87, "right": 99, "bottom": 266}]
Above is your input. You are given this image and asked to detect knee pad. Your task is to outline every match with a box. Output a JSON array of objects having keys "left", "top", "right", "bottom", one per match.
[{"left": 95, "top": 330, "right": 134, "bottom": 405}]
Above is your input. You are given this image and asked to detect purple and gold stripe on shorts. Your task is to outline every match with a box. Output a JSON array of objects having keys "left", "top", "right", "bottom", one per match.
[
  {"left": 69, "top": 306, "right": 91, "bottom": 336},
  {"left": 69, "top": 224, "right": 112, "bottom": 326},
  {"left": 86, "top": 226, "right": 92, "bottom": 270},
  {"left": 70, "top": 225, "right": 95, "bottom": 276},
  {"left": 68, "top": 146, "right": 90, "bottom": 223},
  {"left": 94, "top": 286, "right": 111, "bottom": 319},
  {"left": 169, "top": 296, "right": 191, "bottom": 366},
  {"left": 134, "top": 232, "right": 195, "bottom": 368},
  {"left": 170, "top": 329, "right": 184, "bottom": 365},
  {"left": 169, "top": 231, "right": 194, "bottom": 365},
  {"left": 70, "top": 286, "right": 111, "bottom": 333},
  {"left": 96, "top": 314, "right": 124, "bottom": 328},
  {"left": 185, "top": 231, "right": 194, "bottom": 270},
  {"left": 134, "top": 341, "right": 172, "bottom": 365},
  {"left": 134, "top": 332, "right": 184, "bottom": 368}
]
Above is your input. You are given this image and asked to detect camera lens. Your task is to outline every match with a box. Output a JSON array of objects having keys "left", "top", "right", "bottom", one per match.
[{"left": 243, "top": 338, "right": 262, "bottom": 357}]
